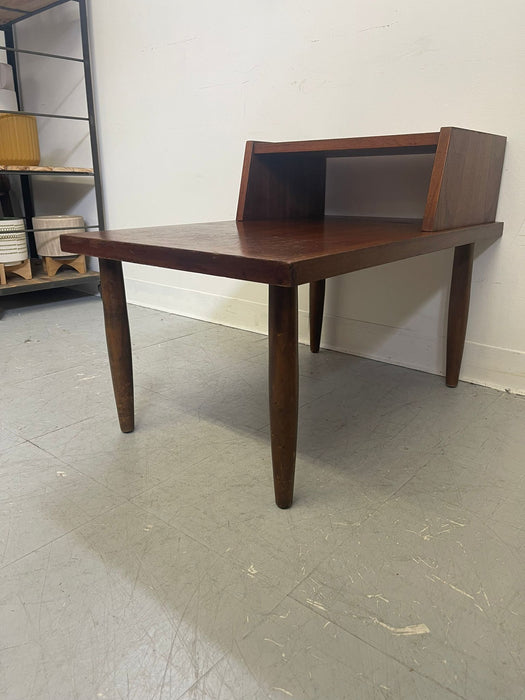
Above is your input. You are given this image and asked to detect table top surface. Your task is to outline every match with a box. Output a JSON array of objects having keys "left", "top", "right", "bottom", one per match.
[{"left": 61, "top": 216, "right": 503, "bottom": 286}]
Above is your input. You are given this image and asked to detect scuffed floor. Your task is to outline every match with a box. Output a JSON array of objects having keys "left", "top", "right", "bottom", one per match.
[{"left": 1, "top": 289, "right": 524, "bottom": 699}]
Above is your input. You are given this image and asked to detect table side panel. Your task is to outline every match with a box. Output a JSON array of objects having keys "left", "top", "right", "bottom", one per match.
[{"left": 423, "top": 127, "right": 507, "bottom": 230}]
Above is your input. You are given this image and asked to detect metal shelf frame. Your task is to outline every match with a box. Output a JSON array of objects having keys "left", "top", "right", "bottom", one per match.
[{"left": 0, "top": 0, "right": 104, "bottom": 294}]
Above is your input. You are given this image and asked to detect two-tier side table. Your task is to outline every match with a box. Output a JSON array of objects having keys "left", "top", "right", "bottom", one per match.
[{"left": 62, "top": 127, "right": 506, "bottom": 508}]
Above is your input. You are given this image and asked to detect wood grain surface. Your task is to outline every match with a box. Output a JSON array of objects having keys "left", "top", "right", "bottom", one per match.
[
  {"left": 238, "top": 146, "right": 326, "bottom": 220},
  {"left": 423, "top": 127, "right": 506, "bottom": 230},
  {"left": 99, "top": 259, "right": 134, "bottom": 433},
  {"left": 61, "top": 217, "right": 503, "bottom": 287},
  {"left": 269, "top": 285, "right": 298, "bottom": 508},
  {"left": 252, "top": 132, "right": 440, "bottom": 156}
]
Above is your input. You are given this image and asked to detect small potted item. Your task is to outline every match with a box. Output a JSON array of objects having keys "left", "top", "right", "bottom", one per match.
[
  {"left": 0, "top": 217, "right": 31, "bottom": 284},
  {"left": 33, "top": 214, "right": 86, "bottom": 276}
]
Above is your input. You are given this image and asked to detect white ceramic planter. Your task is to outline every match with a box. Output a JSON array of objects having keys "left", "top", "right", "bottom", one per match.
[
  {"left": 32, "top": 215, "right": 85, "bottom": 257},
  {"left": 0, "top": 218, "right": 28, "bottom": 264}
]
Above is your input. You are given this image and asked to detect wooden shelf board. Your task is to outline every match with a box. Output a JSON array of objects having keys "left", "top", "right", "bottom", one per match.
[
  {"left": 0, "top": 261, "right": 99, "bottom": 296},
  {"left": 0, "top": 165, "right": 94, "bottom": 174},
  {"left": 60, "top": 216, "right": 503, "bottom": 287},
  {"left": 252, "top": 132, "right": 440, "bottom": 156}
]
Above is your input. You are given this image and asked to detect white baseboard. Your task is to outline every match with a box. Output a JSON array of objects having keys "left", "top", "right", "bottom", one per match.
[{"left": 125, "top": 277, "right": 525, "bottom": 396}]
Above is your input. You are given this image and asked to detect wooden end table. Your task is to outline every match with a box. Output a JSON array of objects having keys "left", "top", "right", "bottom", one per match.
[{"left": 61, "top": 127, "right": 506, "bottom": 508}]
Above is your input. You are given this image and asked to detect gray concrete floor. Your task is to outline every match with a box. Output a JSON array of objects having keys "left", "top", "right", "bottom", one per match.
[{"left": 1, "top": 289, "right": 524, "bottom": 700}]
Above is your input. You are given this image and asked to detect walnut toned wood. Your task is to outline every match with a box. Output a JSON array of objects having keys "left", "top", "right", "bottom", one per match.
[
  {"left": 236, "top": 141, "right": 256, "bottom": 220},
  {"left": 60, "top": 217, "right": 503, "bottom": 288},
  {"left": 237, "top": 144, "right": 326, "bottom": 221},
  {"left": 423, "top": 127, "right": 506, "bottom": 231},
  {"left": 70, "top": 128, "right": 506, "bottom": 508},
  {"left": 237, "top": 132, "right": 441, "bottom": 221},
  {"left": 269, "top": 285, "right": 298, "bottom": 508},
  {"left": 309, "top": 280, "right": 325, "bottom": 353},
  {"left": 99, "top": 259, "right": 134, "bottom": 434},
  {"left": 446, "top": 244, "right": 475, "bottom": 387},
  {"left": 252, "top": 132, "right": 440, "bottom": 156},
  {"left": 0, "top": 0, "right": 66, "bottom": 24}
]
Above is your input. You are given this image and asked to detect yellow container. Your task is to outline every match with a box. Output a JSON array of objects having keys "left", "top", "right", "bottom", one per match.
[{"left": 0, "top": 114, "right": 40, "bottom": 166}]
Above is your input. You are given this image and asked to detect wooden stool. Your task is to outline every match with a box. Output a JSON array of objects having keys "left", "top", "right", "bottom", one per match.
[
  {"left": 43, "top": 254, "right": 86, "bottom": 277},
  {"left": 0, "top": 258, "right": 32, "bottom": 285}
]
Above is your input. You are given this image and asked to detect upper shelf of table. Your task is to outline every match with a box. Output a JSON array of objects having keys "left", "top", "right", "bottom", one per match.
[{"left": 237, "top": 127, "right": 507, "bottom": 232}]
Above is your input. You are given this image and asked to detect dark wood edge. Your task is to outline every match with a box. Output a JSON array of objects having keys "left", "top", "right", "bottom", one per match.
[
  {"left": 292, "top": 222, "right": 503, "bottom": 285},
  {"left": 61, "top": 234, "right": 295, "bottom": 286},
  {"left": 252, "top": 132, "right": 440, "bottom": 155},
  {"left": 422, "top": 127, "right": 453, "bottom": 231},
  {"left": 61, "top": 222, "right": 502, "bottom": 289},
  {"left": 422, "top": 126, "right": 507, "bottom": 231},
  {"left": 236, "top": 140, "right": 254, "bottom": 221}
]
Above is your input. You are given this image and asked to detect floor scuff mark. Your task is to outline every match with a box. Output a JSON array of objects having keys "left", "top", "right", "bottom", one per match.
[{"left": 373, "top": 618, "right": 430, "bottom": 636}]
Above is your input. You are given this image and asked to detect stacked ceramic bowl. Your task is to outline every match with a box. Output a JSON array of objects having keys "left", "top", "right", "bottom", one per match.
[
  {"left": 0, "top": 218, "right": 28, "bottom": 265},
  {"left": 0, "top": 60, "right": 40, "bottom": 166},
  {"left": 33, "top": 214, "right": 85, "bottom": 257}
]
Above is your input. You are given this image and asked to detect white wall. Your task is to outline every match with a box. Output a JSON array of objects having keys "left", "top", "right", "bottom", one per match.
[{"left": 80, "top": 2, "right": 525, "bottom": 390}]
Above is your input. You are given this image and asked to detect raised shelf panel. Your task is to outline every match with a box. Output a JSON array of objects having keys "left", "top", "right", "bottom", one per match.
[
  {"left": 238, "top": 142, "right": 326, "bottom": 220},
  {"left": 237, "top": 127, "right": 506, "bottom": 231},
  {"left": 252, "top": 132, "right": 440, "bottom": 156},
  {"left": 422, "top": 127, "right": 507, "bottom": 230}
]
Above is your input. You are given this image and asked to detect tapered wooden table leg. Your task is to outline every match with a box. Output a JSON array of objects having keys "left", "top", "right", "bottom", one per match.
[
  {"left": 309, "top": 279, "right": 325, "bottom": 353},
  {"left": 269, "top": 285, "right": 298, "bottom": 508},
  {"left": 446, "top": 243, "right": 474, "bottom": 388},
  {"left": 99, "top": 258, "right": 134, "bottom": 432}
]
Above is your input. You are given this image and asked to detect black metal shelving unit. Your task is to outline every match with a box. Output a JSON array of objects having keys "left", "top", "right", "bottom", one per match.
[{"left": 0, "top": 0, "right": 103, "bottom": 296}]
